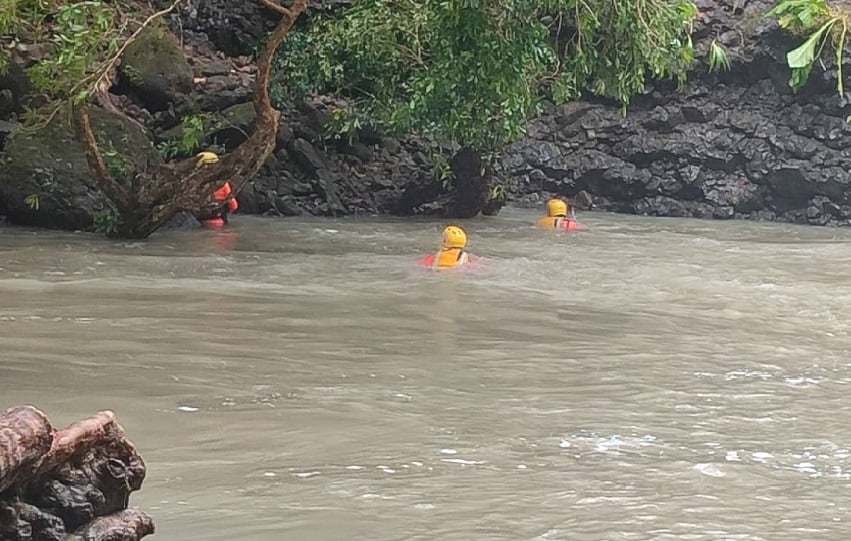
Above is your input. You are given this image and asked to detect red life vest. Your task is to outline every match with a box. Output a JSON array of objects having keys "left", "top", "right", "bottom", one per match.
[
  {"left": 200, "top": 182, "right": 238, "bottom": 228},
  {"left": 558, "top": 218, "right": 581, "bottom": 230}
]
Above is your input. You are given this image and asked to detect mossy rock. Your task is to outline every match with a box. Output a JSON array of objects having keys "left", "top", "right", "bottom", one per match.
[
  {"left": 0, "top": 108, "right": 162, "bottom": 230},
  {"left": 120, "top": 26, "right": 193, "bottom": 112},
  {"left": 207, "top": 102, "right": 257, "bottom": 149},
  {"left": 219, "top": 102, "right": 257, "bottom": 130},
  {"left": 156, "top": 114, "right": 218, "bottom": 144}
]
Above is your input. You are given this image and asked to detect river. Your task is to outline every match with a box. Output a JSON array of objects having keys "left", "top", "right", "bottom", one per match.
[{"left": 2, "top": 208, "right": 851, "bottom": 540}]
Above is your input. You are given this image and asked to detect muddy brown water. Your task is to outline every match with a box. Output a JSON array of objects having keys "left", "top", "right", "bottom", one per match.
[{"left": 2, "top": 208, "right": 851, "bottom": 540}]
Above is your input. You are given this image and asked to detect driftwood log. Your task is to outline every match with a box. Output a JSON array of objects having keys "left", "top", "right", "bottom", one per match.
[{"left": 0, "top": 406, "right": 153, "bottom": 541}]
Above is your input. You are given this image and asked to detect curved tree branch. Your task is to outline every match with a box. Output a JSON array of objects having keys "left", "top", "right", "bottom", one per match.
[
  {"left": 73, "top": 105, "right": 130, "bottom": 208},
  {"left": 173, "top": 0, "right": 309, "bottom": 207},
  {"left": 72, "top": 0, "right": 309, "bottom": 238},
  {"left": 89, "top": 0, "right": 188, "bottom": 97},
  {"left": 46, "top": 0, "right": 185, "bottom": 132},
  {"left": 257, "top": 0, "right": 295, "bottom": 18},
  {"left": 95, "top": 66, "right": 147, "bottom": 131}
]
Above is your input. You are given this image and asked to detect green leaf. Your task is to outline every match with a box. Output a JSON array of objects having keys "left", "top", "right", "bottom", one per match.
[
  {"left": 786, "top": 19, "right": 835, "bottom": 68},
  {"left": 835, "top": 21, "right": 847, "bottom": 96},
  {"left": 789, "top": 65, "right": 813, "bottom": 93},
  {"left": 273, "top": 0, "right": 696, "bottom": 151}
]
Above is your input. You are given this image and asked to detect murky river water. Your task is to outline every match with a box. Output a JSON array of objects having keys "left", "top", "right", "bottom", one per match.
[{"left": 3, "top": 208, "right": 851, "bottom": 540}]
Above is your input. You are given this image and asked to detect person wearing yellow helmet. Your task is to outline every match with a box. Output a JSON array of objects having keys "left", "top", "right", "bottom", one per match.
[
  {"left": 195, "top": 151, "right": 239, "bottom": 228},
  {"left": 420, "top": 225, "right": 475, "bottom": 269},
  {"left": 537, "top": 197, "right": 584, "bottom": 231}
]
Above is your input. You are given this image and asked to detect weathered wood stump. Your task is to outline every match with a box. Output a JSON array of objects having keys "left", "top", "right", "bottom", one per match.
[{"left": 0, "top": 406, "right": 154, "bottom": 540}]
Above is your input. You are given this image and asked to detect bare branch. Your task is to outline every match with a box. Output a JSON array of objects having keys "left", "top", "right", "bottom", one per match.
[
  {"left": 94, "top": 67, "right": 147, "bottom": 131},
  {"left": 90, "top": 0, "right": 187, "bottom": 93},
  {"left": 73, "top": 105, "right": 130, "bottom": 207},
  {"left": 189, "top": 0, "right": 309, "bottom": 199},
  {"left": 257, "top": 0, "right": 295, "bottom": 18}
]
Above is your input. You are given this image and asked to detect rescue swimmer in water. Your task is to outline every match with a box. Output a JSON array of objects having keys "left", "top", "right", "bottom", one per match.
[
  {"left": 536, "top": 197, "right": 585, "bottom": 231},
  {"left": 420, "top": 225, "right": 475, "bottom": 269},
  {"left": 195, "top": 151, "right": 239, "bottom": 228}
]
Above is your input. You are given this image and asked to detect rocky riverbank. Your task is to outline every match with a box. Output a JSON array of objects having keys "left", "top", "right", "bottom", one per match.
[
  {"left": 505, "top": 0, "right": 851, "bottom": 226},
  {"left": 2, "top": 0, "right": 851, "bottom": 229}
]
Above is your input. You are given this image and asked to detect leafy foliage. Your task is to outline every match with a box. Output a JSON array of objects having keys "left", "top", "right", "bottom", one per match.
[
  {"left": 428, "top": 152, "right": 453, "bottom": 189},
  {"left": 768, "top": 0, "right": 830, "bottom": 32},
  {"left": 708, "top": 40, "right": 732, "bottom": 73},
  {"left": 274, "top": 0, "right": 697, "bottom": 152},
  {"left": 92, "top": 208, "right": 121, "bottom": 235},
  {"left": 768, "top": 0, "right": 849, "bottom": 95},
  {"left": 2, "top": 0, "right": 124, "bottom": 113},
  {"left": 156, "top": 113, "right": 215, "bottom": 160},
  {"left": 23, "top": 193, "right": 40, "bottom": 210},
  {"left": 103, "top": 146, "right": 134, "bottom": 181}
]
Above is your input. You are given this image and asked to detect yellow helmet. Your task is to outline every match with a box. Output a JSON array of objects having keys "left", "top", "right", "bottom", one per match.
[
  {"left": 441, "top": 225, "right": 467, "bottom": 249},
  {"left": 546, "top": 198, "right": 568, "bottom": 217},
  {"left": 196, "top": 151, "right": 219, "bottom": 166}
]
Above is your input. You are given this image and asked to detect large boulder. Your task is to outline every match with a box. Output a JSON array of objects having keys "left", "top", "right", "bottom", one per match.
[
  {"left": 119, "top": 26, "right": 193, "bottom": 112},
  {"left": 210, "top": 102, "right": 257, "bottom": 149},
  {"left": 0, "top": 108, "right": 162, "bottom": 230}
]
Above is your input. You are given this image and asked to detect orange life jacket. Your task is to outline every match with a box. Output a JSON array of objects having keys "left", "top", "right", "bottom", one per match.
[
  {"left": 213, "top": 182, "right": 239, "bottom": 213},
  {"left": 201, "top": 182, "right": 238, "bottom": 228},
  {"left": 420, "top": 248, "right": 471, "bottom": 269}
]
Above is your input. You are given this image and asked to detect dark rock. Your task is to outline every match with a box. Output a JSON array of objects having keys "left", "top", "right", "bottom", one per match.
[
  {"left": 681, "top": 105, "right": 708, "bottom": 123},
  {"left": 195, "top": 88, "right": 249, "bottom": 113},
  {"left": 276, "top": 124, "right": 294, "bottom": 148},
  {"left": 158, "top": 0, "right": 275, "bottom": 57},
  {"left": 291, "top": 138, "right": 325, "bottom": 174},
  {"left": 292, "top": 182, "right": 314, "bottom": 196},
  {"left": 496, "top": 0, "right": 851, "bottom": 227},
  {"left": 273, "top": 196, "right": 303, "bottom": 216},
  {"left": 316, "top": 169, "right": 346, "bottom": 214},
  {"left": 202, "top": 75, "right": 236, "bottom": 93},
  {"left": 345, "top": 142, "right": 374, "bottom": 162},
  {"left": 263, "top": 152, "right": 278, "bottom": 171},
  {"left": 381, "top": 138, "right": 402, "bottom": 154},
  {"left": 0, "top": 64, "right": 30, "bottom": 121},
  {"left": 119, "top": 26, "right": 193, "bottom": 112},
  {"left": 295, "top": 99, "right": 332, "bottom": 134},
  {"left": 0, "top": 107, "right": 162, "bottom": 230},
  {"left": 196, "top": 102, "right": 257, "bottom": 150},
  {"left": 0, "top": 120, "right": 20, "bottom": 149},
  {"left": 293, "top": 123, "right": 320, "bottom": 142},
  {"left": 218, "top": 102, "right": 256, "bottom": 132},
  {"left": 713, "top": 206, "right": 735, "bottom": 219},
  {"left": 162, "top": 211, "right": 200, "bottom": 230},
  {"left": 199, "top": 62, "right": 231, "bottom": 77},
  {"left": 358, "top": 126, "right": 383, "bottom": 145},
  {"left": 574, "top": 190, "right": 594, "bottom": 209}
]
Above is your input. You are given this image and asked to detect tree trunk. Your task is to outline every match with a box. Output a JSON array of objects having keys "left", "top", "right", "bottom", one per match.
[
  {"left": 74, "top": 0, "right": 309, "bottom": 239},
  {"left": 0, "top": 406, "right": 152, "bottom": 541},
  {"left": 393, "top": 147, "right": 507, "bottom": 217},
  {"left": 446, "top": 147, "right": 492, "bottom": 218}
]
